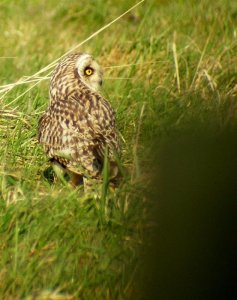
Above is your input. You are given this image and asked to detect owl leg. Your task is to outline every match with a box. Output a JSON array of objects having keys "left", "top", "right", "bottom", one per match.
[
  {"left": 52, "top": 161, "right": 67, "bottom": 184},
  {"left": 68, "top": 171, "right": 83, "bottom": 187},
  {"left": 51, "top": 160, "right": 82, "bottom": 187}
]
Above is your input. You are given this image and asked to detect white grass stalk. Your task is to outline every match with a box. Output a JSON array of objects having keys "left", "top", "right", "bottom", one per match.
[
  {"left": 104, "top": 61, "right": 164, "bottom": 69},
  {"left": 132, "top": 102, "right": 146, "bottom": 181},
  {"left": 104, "top": 77, "right": 134, "bottom": 80},
  {"left": 172, "top": 39, "right": 181, "bottom": 94},
  {"left": 190, "top": 34, "right": 211, "bottom": 89}
]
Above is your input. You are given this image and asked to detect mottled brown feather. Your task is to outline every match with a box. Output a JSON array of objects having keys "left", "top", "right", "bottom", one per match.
[{"left": 38, "top": 53, "right": 120, "bottom": 182}]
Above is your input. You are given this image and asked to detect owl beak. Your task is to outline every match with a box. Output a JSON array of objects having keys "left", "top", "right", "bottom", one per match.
[{"left": 99, "top": 80, "right": 103, "bottom": 86}]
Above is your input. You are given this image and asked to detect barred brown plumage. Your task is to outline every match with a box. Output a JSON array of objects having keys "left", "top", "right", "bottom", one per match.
[{"left": 38, "top": 53, "right": 121, "bottom": 190}]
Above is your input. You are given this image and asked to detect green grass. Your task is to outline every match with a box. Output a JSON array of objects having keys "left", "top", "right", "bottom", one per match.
[{"left": 0, "top": 0, "right": 237, "bottom": 299}]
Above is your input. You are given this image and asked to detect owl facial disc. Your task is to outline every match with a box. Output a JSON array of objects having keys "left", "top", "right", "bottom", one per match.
[{"left": 76, "top": 53, "right": 103, "bottom": 92}]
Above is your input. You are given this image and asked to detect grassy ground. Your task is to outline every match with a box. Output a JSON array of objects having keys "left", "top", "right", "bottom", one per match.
[{"left": 0, "top": 0, "right": 237, "bottom": 299}]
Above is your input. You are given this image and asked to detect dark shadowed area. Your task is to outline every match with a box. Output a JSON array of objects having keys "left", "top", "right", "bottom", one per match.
[{"left": 135, "top": 118, "right": 237, "bottom": 299}]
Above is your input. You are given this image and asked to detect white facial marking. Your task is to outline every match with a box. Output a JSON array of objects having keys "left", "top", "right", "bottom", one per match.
[
  {"left": 75, "top": 54, "right": 91, "bottom": 70},
  {"left": 75, "top": 53, "right": 103, "bottom": 92}
]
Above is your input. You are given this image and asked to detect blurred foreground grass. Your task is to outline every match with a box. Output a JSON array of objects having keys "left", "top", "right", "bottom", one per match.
[{"left": 0, "top": 0, "right": 237, "bottom": 299}]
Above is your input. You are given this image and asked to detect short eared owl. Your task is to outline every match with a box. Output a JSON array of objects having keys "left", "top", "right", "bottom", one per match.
[{"left": 38, "top": 53, "right": 120, "bottom": 189}]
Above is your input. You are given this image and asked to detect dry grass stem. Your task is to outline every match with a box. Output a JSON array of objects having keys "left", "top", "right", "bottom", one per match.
[
  {"left": 172, "top": 37, "right": 181, "bottom": 94},
  {"left": 0, "top": 0, "right": 145, "bottom": 106}
]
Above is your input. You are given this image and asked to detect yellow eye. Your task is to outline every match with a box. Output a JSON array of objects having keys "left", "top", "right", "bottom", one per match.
[{"left": 85, "top": 68, "right": 93, "bottom": 76}]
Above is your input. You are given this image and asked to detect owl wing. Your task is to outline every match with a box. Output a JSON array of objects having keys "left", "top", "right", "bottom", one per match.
[
  {"left": 38, "top": 96, "right": 120, "bottom": 178},
  {"left": 69, "top": 93, "right": 121, "bottom": 158}
]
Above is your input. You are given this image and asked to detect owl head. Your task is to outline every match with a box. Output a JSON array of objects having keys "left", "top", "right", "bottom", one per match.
[
  {"left": 50, "top": 53, "right": 104, "bottom": 102},
  {"left": 75, "top": 53, "right": 103, "bottom": 92}
]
